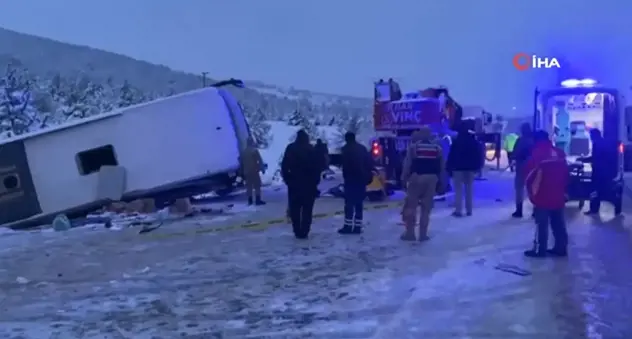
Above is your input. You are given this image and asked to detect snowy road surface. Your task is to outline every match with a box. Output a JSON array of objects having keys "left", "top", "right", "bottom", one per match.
[{"left": 1, "top": 176, "right": 632, "bottom": 338}]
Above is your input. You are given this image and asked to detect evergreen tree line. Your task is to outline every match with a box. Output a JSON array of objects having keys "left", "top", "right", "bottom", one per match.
[
  {"left": 0, "top": 61, "right": 372, "bottom": 150},
  {"left": 287, "top": 109, "right": 370, "bottom": 149},
  {"left": 0, "top": 62, "right": 151, "bottom": 139}
]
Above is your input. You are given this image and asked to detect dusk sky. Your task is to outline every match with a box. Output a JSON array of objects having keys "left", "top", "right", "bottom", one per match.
[{"left": 1, "top": 0, "right": 630, "bottom": 115}]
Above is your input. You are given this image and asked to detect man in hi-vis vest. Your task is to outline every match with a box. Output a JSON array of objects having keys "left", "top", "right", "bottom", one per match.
[{"left": 400, "top": 126, "right": 444, "bottom": 242}]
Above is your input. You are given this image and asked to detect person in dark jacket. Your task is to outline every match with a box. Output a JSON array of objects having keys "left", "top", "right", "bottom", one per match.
[
  {"left": 281, "top": 130, "right": 323, "bottom": 239},
  {"left": 447, "top": 125, "right": 483, "bottom": 217},
  {"left": 579, "top": 129, "right": 620, "bottom": 215},
  {"left": 436, "top": 129, "right": 453, "bottom": 197},
  {"left": 338, "top": 132, "right": 373, "bottom": 235},
  {"left": 523, "top": 130, "right": 569, "bottom": 258},
  {"left": 512, "top": 123, "right": 534, "bottom": 217},
  {"left": 314, "top": 139, "right": 330, "bottom": 197},
  {"left": 314, "top": 139, "right": 330, "bottom": 172}
]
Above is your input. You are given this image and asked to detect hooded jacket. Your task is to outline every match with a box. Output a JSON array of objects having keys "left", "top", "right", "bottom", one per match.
[
  {"left": 281, "top": 131, "right": 322, "bottom": 188},
  {"left": 525, "top": 140, "right": 569, "bottom": 209}
]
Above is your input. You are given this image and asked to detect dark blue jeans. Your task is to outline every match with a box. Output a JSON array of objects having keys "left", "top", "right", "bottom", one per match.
[
  {"left": 589, "top": 177, "right": 610, "bottom": 213},
  {"left": 344, "top": 182, "right": 366, "bottom": 227},
  {"left": 533, "top": 208, "right": 568, "bottom": 253}
]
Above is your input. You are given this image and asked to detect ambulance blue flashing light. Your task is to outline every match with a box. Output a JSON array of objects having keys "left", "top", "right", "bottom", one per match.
[{"left": 560, "top": 78, "right": 597, "bottom": 88}]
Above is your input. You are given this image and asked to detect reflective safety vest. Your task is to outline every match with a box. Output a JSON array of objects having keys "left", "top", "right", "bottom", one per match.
[
  {"left": 504, "top": 133, "right": 518, "bottom": 152},
  {"left": 410, "top": 141, "right": 441, "bottom": 175}
]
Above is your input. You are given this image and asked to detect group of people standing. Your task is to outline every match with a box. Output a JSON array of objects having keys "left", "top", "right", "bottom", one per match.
[
  {"left": 512, "top": 122, "right": 621, "bottom": 258},
  {"left": 274, "top": 123, "right": 492, "bottom": 242},
  {"left": 245, "top": 119, "right": 616, "bottom": 261},
  {"left": 279, "top": 130, "right": 372, "bottom": 239},
  {"left": 399, "top": 123, "right": 485, "bottom": 241},
  {"left": 398, "top": 121, "right": 571, "bottom": 257}
]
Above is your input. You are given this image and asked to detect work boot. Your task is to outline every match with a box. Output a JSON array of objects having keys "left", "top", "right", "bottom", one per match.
[
  {"left": 418, "top": 234, "right": 430, "bottom": 242},
  {"left": 400, "top": 230, "right": 416, "bottom": 241},
  {"left": 351, "top": 220, "right": 363, "bottom": 234},
  {"left": 338, "top": 225, "right": 353, "bottom": 234},
  {"left": 547, "top": 248, "right": 568, "bottom": 257},
  {"left": 294, "top": 231, "right": 309, "bottom": 240},
  {"left": 247, "top": 197, "right": 253, "bottom": 206},
  {"left": 255, "top": 195, "right": 266, "bottom": 205},
  {"left": 523, "top": 249, "right": 547, "bottom": 258},
  {"left": 512, "top": 203, "right": 523, "bottom": 218}
]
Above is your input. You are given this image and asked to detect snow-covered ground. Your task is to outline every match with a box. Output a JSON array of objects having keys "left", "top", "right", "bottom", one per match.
[{"left": 1, "top": 175, "right": 631, "bottom": 338}]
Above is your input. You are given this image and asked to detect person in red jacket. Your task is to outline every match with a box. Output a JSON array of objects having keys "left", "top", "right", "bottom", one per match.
[{"left": 523, "top": 130, "right": 569, "bottom": 258}]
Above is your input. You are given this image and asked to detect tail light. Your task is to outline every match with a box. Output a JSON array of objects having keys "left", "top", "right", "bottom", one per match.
[
  {"left": 619, "top": 142, "right": 624, "bottom": 154},
  {"left": 372, "top": 141, "right": 381, "bottom": 156}
]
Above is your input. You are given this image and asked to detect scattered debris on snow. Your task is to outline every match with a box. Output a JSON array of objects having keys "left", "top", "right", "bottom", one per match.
[
  {"left": 52, "top": 214, "right": 71, "bottom": 231},
  {"left": 16, "top": 276, "right": 29, "bottom": 284}
]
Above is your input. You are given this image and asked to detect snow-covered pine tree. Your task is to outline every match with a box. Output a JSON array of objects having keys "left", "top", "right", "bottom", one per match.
[
  {"left": 115, "top": 80, "right": 147, "bottom": 108},
  {"left": 32, "top": 73, "right": 65, "bottom": 127},
  {"left": 97, "top": 77, "right": 120, "bottom": 113},
  {"left": 344, "top": 113, "right": 363, "bottom": 134},
  {"left": 244, "top": 106, "right": 272, "bottom": 148},
  {"left": 53, "top": 74, "right": 103, "bottom": 121},
  {"left": 85, "top": 82, "right": 112, "bottom": 115},
  {"left": 117, "top": 80, "right": 136, "bottom": 108},
  {"left": 313, "top": 113, "right": 324, "bottom": 126},
  {"left": 48, "top": 73, "right": 65, "bottom": 99},
  {"left": 29, "top": 75, "right": 59, "bottom": 129},
  {"left": 164, "top": 79, "right": 177, "bottom": 97},
  {"left": 288, "top": 110, "right": 303, "bottom": 126},
  {"left": 335, "top": 113, "right": 365, "bottom": 147},
  {"left": 0, "top": 64, "right": 39, "bottom": 137},
  {"left": 301, "top": 116, "right": 319, "bottom": 141}
]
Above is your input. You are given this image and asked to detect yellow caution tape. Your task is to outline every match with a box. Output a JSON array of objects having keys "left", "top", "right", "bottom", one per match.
[{"left": 146, "top": 201, "right": 402, "bottom": 240}]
